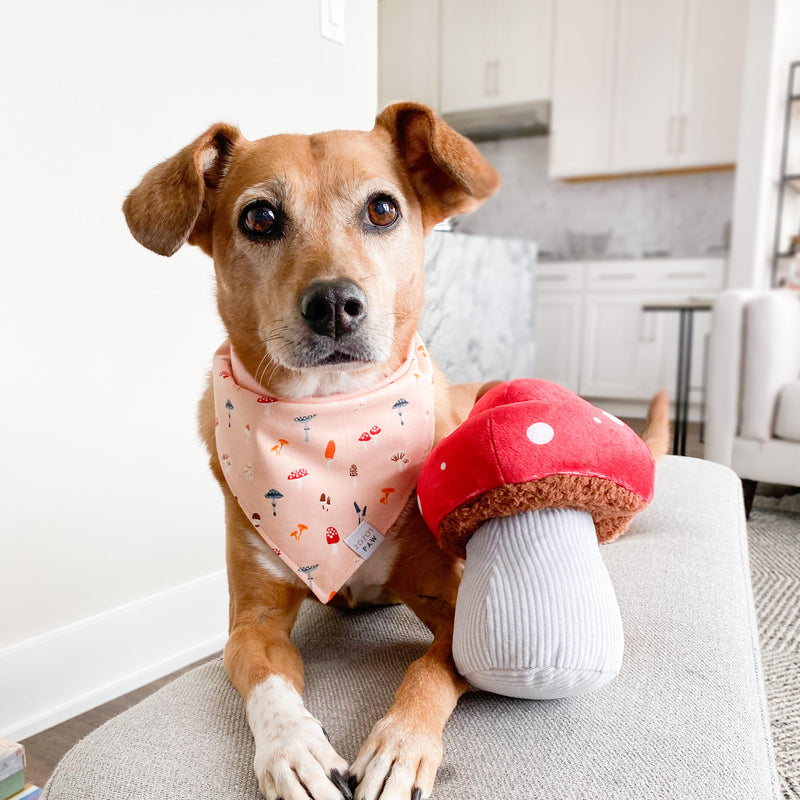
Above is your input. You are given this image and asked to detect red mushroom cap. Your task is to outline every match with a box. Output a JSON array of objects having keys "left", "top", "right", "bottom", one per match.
[
  {"left": 287, "top": 468, "right": 308, "bottom": 480},
  {"left": 358, "top": 432, "right": 371, "bottom": 442},
  {"left": 326, "top": 527, "right": 340, "bottom": 544},
  {"left": 257, "top": 395, "right": 277, "bottom": 404},
  {"left": 370, "top": 425, "right": 382, "bottom": 435},
  {"left": 417, "top": 379, "right": 656, "bottom": 557}
]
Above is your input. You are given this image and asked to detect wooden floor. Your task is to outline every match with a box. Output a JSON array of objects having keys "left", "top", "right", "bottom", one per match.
[
  {"left": 19, "top": 418, "right": 704, "bottom": 788},
  {"left": 20, "top": 653, "right": 221, "bottom": 787}
]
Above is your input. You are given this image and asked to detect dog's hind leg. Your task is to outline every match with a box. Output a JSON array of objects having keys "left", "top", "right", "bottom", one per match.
[
  {"left": 223, "top": 498, "right": 352, "bottom": 800},
  {"left": 350, "top": 514, "right": 467, "bottom": 800}
]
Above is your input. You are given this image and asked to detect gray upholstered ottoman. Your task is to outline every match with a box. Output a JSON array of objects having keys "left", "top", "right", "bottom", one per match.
[{"left": 43, "top": 457, "right": 780, "bottom": 799}]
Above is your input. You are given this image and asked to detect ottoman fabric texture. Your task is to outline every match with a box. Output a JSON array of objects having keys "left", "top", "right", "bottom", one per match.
[{"left": 43, "top": 457, "right": 780, "bottom": 799}]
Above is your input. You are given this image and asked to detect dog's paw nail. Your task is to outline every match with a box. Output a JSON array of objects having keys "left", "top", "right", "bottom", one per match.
[
  {"left": 330, "top": 769, "right": 354, "bottom": 800},
  {"left": 322, "top": 726, "right": 331, "bottom": 742},
  {"left": 411, "top": 788, "right": 422, "bottom": 800}
]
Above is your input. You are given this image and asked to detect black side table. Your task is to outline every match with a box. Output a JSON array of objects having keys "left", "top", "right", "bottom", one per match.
[{"left": 642, "top": 302, "right": 712, "bottom": 456}]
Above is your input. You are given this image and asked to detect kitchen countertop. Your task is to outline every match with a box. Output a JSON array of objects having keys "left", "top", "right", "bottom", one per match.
[{"left": 537, "top": 253, "right": 729, "bottom": 263}]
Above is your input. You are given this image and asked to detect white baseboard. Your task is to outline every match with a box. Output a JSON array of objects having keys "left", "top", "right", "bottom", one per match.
[{"left": 0, "top": 570, "right": 229, "bottom": 742}]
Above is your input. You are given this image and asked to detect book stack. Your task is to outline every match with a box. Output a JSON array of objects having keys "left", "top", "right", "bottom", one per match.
[{"left": 0, "top": 741, "right": 41, "bottom": 800}]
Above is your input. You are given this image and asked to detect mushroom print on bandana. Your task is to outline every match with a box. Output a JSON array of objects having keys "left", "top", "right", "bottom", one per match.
[
  {"left": 392, "top": 398, "right": 409, "bottom": 425},
  {"left": 326, "top": 527, "right": 340, "bottom": 553},
  {"left": 264, "top": 489, "right": 283, "bottom": 516},
  {"left": 294, "top": 414, "right": 316, "bottom": 443},
  {"left": 211, "top": 333, "right": 435, "bottom": 603},
  {"left": 257, "top": 395, "right": 277, "bottom": 414}
]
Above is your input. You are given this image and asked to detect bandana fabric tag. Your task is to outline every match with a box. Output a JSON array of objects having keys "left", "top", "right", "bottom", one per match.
[
  {"left": 344, "top": 521, "right": 385, "bottom": 559},
  {"left": 212, "top": 334, "right": 435, "bottom": 603}
]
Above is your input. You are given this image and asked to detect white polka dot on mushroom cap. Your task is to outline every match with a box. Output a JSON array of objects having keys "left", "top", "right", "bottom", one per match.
[
  {"left": 593, "top": 416, "right": 602, "bottom": 424},
  {"left": 527, "top": 422, "right": 554, "bottom": 445},
  {"left": 602, "top": 410, "right": 624, "bottom": 426},
  {"left": 440, "top": 462, "right": 447, "bottom": 470}
]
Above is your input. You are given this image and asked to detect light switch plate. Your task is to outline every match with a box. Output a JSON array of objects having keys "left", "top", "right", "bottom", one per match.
[{"left": 320, "top": 0, "right": 346, "bottom": 44}]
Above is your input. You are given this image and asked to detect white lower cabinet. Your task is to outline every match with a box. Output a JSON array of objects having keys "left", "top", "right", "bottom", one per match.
[
  {"left": 579, "top": 293, "right": 665, "bottom": 399},
  {"left": 535, "top": 259, "right": 724, "bottom": 411},
  {"left": 534, "top": 293, "right": 583, "bottom": 393},
  {"left": 579, "top": 293, "right": 711, "bottom": 403}
]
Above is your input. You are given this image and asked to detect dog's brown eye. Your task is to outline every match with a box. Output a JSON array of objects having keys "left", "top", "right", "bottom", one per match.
[
  {"left": 240, "top": 201, "right": 282, "bottom": 239},
  {"left": 366, "top": 195, "right": 399, "bottom": 228}
]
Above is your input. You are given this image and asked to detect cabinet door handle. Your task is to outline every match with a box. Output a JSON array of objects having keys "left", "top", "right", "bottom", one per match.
[
  {"left": 667, "top": 116, "right": 677, "bottom": 154},
  {"left": 493, "top": 60, "right": 500, "bottom": 96},
  {"left": 598, "top": 273, "right": 636, "bottom": 281},
  {"left": 485, "top": 61, "right": 492, "bottom": 97},
  {"left": 666, "top": 271, "right": 706, "bottom": 281}
]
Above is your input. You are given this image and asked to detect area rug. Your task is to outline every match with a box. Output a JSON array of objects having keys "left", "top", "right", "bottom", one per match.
[{"left": 749, "top": 506, "right": 800, "bottom": 800}]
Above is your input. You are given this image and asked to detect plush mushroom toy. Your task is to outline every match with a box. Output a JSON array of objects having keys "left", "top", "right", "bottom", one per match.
[{"left": 417, "top": 379, "right": 656, "bottom": 700}]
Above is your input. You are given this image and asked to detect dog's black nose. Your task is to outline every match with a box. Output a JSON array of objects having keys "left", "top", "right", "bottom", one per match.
[{"left": 299, "top": 279, "right": 367, "bottom": 339}]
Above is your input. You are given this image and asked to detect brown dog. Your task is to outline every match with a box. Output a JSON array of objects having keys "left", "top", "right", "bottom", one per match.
[
  {"left": 124, "top": 103, "right": 669, "bottom": 800},
  {"left": 124, "top": 103, "right": 501, "bottom": 800}
]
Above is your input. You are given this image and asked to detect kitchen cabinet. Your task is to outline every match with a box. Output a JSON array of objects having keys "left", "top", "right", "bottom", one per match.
[
  {"left": 612, "top": 0, "right": 686, "bottom": 173},
  {"left": 534, "top": 263, "right": 585, "bottom": 394},
  {"left": 677, "top": 0, "right": 747, "bottom": 168},
  {"left": 379, "top": 0, "right": 552, "bottom": 132},
  {"left": 534, "top": 259, "right": 725, "bottom": 413},
  {"left": 439, "top": 0, "right": 552, "bottom": 113},
  {"left": 548, "top": 0, "right": 616, "bottom": 177},
  {"left": 578, "top": 292, "right": 714, "bottom": 401},
  {"left": 534, "top": 291, "right": 583, "bottom": 392},
  {"left": 378, "top": 0, "right": 441, "bottom": 111},
  {"left": 550, "top": 0, "right": 747, "bottom": 178}
]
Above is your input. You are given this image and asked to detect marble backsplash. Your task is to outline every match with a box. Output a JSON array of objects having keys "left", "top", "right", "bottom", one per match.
[
  {"left": 420, "top": 231, "right": 536, "bottom": 385},
  {"left": 456, "top": 135, "right": 735, "bottom": 259}
]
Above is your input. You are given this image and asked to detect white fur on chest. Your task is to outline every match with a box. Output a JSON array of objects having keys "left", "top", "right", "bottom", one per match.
[{"left": 243, "top": 517, "right": 400, "bottom": 604}]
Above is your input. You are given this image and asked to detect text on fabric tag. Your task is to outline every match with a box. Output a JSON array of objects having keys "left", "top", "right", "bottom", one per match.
[{"left": 345, "top": 521, "right": 385, "bottom": 559}]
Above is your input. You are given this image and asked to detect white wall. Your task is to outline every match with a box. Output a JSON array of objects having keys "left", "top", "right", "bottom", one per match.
[
  {"left": 728, "top": 0, "right": 800, "bottom": 288},
  {"left": 0, "top": 0, "right": 377, "bottom": 737}
]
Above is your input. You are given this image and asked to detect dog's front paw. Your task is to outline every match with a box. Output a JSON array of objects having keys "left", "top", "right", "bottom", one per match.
[
  {"left": 350, "top": 714, "right": 442, "bottom": 800},
  {"left": 248, "top": 676, "right": 352, "bottom": 800}
]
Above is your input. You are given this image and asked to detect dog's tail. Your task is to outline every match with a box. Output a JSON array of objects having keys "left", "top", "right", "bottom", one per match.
[{"left": 641, "top": 390, "right": 670, "bottom": 462}]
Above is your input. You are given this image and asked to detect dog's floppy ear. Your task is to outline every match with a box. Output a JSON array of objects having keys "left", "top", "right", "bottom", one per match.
[
  {"left": 123, "top": 123, "right": 242, "bottom": 257},
  {"left": 375, "top": 102, "right": 500, "bottom": 232}
]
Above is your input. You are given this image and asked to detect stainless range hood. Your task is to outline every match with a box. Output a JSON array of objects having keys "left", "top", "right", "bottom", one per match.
[{"left": 441, "top": 100, "right": 550, "bottom": 142}]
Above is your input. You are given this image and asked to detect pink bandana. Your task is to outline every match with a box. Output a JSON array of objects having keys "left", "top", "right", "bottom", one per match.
[{"left": 212, "top": 334, "right": 436, "bottom": 602}]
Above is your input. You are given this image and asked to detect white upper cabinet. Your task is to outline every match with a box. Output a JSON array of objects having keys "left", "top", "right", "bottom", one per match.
[
  {"left": 550, "top": 0, "right": 748, "bottom": 178},
  {"left": 379, "top": 0, "right": 441, "bottom": 111},
  {"left": 611, "top": 0, "right": 687, "bottom": 173},
  {"left": 677, "top": 0, "right": 747, "bottom": 167},
  {"left": 439, "top": 0, "right": 552, "bottom": 114},
  {"left": 549, "top": 0, "right": 616, "bottom": 176}
]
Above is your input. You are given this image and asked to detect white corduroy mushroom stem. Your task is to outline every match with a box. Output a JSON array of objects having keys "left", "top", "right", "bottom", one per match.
[{"left": 453, "top": 507, "right": 624, "bottom": 700}]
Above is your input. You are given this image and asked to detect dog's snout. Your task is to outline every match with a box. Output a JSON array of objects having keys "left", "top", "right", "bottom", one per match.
[{"left": 300, "top": 279, "right": 367, "bottom": 339}]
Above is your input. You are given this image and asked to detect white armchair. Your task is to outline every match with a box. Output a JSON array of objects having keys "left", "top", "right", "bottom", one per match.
[{"left": 705, "top": 289, "right": 800, "bottom": 513}]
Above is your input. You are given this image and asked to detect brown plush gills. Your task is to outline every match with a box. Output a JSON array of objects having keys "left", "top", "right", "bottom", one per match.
[{"left": 437, "top": 474, "right": 649, "bottom": 559}]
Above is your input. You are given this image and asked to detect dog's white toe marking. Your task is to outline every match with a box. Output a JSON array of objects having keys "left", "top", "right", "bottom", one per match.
[
  {"left": 247, "top": 675, "right": 349, "bottom": 800},
  {"left": 351, "top": 714, "right": 441, "bottom": 800}
]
